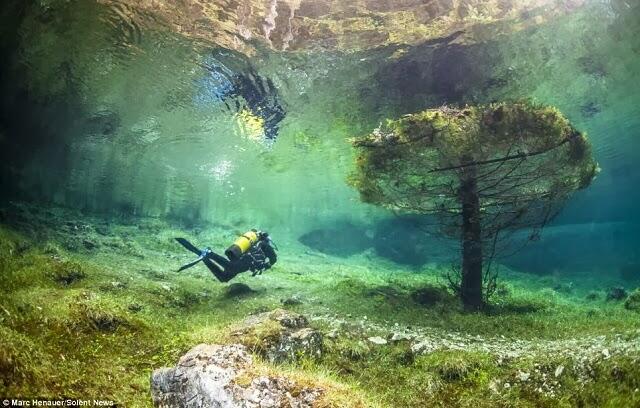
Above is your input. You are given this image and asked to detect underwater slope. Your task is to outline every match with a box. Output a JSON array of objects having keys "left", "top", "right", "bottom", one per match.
[
  {"left": 1, "top": 203, "right": 640, "bottom": 406},
  {"left": 0, "top": 0, "right": 639, "bottom": 405}
]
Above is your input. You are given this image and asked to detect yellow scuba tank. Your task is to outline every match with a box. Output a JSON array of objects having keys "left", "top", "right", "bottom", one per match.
[{"left": 225, "top": 230, "right": 259, "bottom": 261}]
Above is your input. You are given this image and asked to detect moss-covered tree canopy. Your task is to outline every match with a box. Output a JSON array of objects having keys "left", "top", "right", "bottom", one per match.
[
  {"left": 351, "top": 101, "right": 599, "bottom": 308},
  {"left": 350, "top": 102, "right": 599, "bottom": 236}
]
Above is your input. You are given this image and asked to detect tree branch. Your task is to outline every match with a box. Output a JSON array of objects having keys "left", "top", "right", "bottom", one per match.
[{"left": 426, "top": 138, "right": 570, "bottom": 174}]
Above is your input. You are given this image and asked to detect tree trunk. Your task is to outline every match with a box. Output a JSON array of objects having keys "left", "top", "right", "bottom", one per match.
[{"left": 459, "top": 165, "right": 483, "bottom": 311}]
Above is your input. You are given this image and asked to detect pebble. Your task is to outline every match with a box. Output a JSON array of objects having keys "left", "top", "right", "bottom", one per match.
[
  {"left": 128, "top": 303, "right": 143, "bottom": 313},
  {"left": 368, "top": 336, "right": 387, "bottom": 345},
  {"left": 309, "top": 314, "right": 640, "bottom": 371},
  {"left": 390, "top": 332, "right": 412, "bottom": 342},
  {"left": 281, "top": 297, "right": 303, "bottom": 306},
  {"left": 517, "top": 371, "right": 530, "bottom": 381}
]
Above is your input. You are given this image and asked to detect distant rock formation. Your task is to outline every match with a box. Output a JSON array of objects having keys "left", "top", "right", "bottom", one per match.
[
  {"left": 150, "top": 343, "right": 323, "bottom": 408},
  {"left": 298, "top": 222, "right": 372, "bottom": 257}
]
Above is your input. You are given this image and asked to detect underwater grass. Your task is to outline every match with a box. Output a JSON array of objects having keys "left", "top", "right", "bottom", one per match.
[
  {"left": 1, "top": 206, "right": 639, "bottom": 406},
  {"left": 293, "top": 269, "right": 638, "bottom": 340},
  {"left": 295, "top": 340, "right": 640, "bottom": 408}
]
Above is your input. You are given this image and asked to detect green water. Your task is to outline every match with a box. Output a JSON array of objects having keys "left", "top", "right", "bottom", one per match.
[
  {"left": 3, "top": 2, "right": 640, "bottom": 228},
  {"left": 1, "top": 0, "right": 639, "bottom": 406}
]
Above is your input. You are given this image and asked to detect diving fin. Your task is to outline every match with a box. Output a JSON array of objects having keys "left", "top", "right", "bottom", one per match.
[
  {"left": 175, "top": 237, "right": 202, "bottom": 255},
  {"left": 177, "top": 255, "right": 204, "bottom": 272}
]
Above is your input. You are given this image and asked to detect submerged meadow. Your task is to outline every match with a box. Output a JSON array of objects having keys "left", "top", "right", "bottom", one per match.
[
  {"left": 1, "top": 0, "right": 640, "bottom": 407},
  {"left": 1, "top": 203, "right": 639, "bottom": 407}
]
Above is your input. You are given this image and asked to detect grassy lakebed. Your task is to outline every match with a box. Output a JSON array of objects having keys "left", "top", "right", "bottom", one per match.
[{"left": 1, "top": 203, "right": 639, "bottom": 407}]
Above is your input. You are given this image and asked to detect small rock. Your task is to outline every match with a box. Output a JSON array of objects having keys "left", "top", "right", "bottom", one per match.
[
  {"left": 128, "top": 303, "right": 143, "bottom": 313},
  {"left": 82, "top": 239, "right": 98, "bottom": 250},
  {"left": 90, "top": 314, "right": 122, "bottom": 332},
  {"left": 225, "top": 283, "right": 256, "bottom": 297},
  {"left": 367, "top": 336, "right": 387, "bottom": 345},
  {"left": 602, "top": 348, "right": 610, "bottom": 358},
  {"left": 52, "top": 265, "right": 86, "bottom": 286},
  {"left": 411, "top": 341, "right": 437, "bottom": 355},
  {"left": 231, "top": 309, "right": 323, "bottom": 363},
  {"left": 489, "top": 380, "right": 501, "bottom": 394},
  {"left": 517, "top": 371, "right": 530, "bottom": 381},
  {"left": 280, "top": 296, "right": 303, "bottom": 306},
  {"left": 585, "top": 291, "right": 600, "bottom": 301},
  {"left": 111, "top": 281, "right": 127, "bottom": 289},
  {"left": 552, "top": 282, "right": 574, "bottom": 294},
  {"left": 410, "top": 285, "right": 450, "bottom": 306},
  {"left": 554, "top": 365, "right": 564, "bottom": 378},
  {"left": 390, "top": 332, "right": 412, "bottom": 342},
  {"left": 43, "top": 243, "right": 61, "bottom": 256},
  {"left": 606, "top": 287, "right": 627, "bottom": 301},
  {"left": 289, "top": 328, "right": 324, "bottom": 358}
]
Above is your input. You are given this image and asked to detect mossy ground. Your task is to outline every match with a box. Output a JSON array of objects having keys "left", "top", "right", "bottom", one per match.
[{"left": 0, "top": 203, "right": 638, "bottom": 407}]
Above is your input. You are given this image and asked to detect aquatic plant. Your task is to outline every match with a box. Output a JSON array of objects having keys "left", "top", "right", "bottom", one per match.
[
  {"left": 350, "top": 101, "right": 598, "bottom": 310},
  {"left": 1, "top": 206, "right": 639, "bottom": 406},
  {"left": 623, "top": 289, "right": 640, "bottom": 312}
]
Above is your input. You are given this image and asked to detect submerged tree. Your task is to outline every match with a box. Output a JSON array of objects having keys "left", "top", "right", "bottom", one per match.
[{"left": 350, "top": 102, "right": 598, "bottom": 310}]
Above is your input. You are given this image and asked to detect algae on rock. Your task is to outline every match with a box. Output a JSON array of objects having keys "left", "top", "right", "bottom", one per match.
[
  {"left": 230, "top": 308, "right": 323, "bottom": 363},
  {"left": 150, "top": 344, "right": 323, "bottom": 408}
]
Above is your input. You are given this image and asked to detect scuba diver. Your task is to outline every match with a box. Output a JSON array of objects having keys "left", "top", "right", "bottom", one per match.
[{"left": 175, "top": 230, "right": 278, "bottom": 282}]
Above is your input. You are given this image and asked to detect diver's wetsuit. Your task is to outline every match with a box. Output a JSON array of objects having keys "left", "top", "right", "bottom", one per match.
[
  {"left": 206, "top": 239, "right": 277, "bottom": 282},
  {"left": 175, "top": 235, "right": 277, "bottom": 283}
]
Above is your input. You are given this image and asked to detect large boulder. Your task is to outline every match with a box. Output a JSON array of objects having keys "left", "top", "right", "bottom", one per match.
[
  {"left": 298, "top": 223, "right": 372, "bottom": 257},
  {"left": 372, "top": 216, "right": 443, "bottom": 266},
  {"left": 230, "top": 309, "right": 323, "bottom": 363},
  {"left": 150, "top": 344, "right": 323, "bottom": 408}
]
